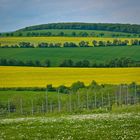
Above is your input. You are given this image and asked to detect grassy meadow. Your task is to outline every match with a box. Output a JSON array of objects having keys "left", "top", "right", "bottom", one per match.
[
  {"left": 0, "top": 112, "right": 140, "bottom": 140},
  {"left": 0, "top": 90, "right": 56, "bottom": 102},
  {"left": 0, "top": 47, "right": 140, "bottom": 66},
  {"left": 0, "top": 36, "right": 140, "bottom": 46},
  {"left": 0, "top": 66, "right": 140, "bottom": 87}
]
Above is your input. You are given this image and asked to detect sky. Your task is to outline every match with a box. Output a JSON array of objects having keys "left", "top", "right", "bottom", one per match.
[{"left": 0, "top": 0, "right": 140, "bottom": 32}]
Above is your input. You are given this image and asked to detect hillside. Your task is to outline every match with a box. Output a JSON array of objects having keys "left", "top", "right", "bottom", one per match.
[
  {"left": 10, "top": 29, "right": 138, "bottom": 38},
  {"left": 1, "top": 23, "right": 140, "bottom": 37},
  {"left": 19, "top": 23, "right": 140, "bottom": 34}
]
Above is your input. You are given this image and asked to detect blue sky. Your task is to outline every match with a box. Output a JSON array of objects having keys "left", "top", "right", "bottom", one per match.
[{"left": 0, "top": 0, "right": 140, "bottom": 32}]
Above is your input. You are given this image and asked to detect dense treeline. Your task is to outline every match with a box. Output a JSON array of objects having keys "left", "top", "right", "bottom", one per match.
[
  {"left": 0, "top": 57, "right": 140, "bottom": 67},
  {"left": 1, "top": 31, "right": 140, "bottom": 37},
  {"left": 0, "top": 81, "right": 99, "bottom": 93},
  {"left": 19, "top": 23, "right": 140, "bottom": 34},
  {"left": 59, "top": 58, "right": 140, "bottom": 67},
  {"left": 0, "top": 58, "right": 50, "bottom": 67},
  {"left": 1, "top": 39, "right": 140, "bottom": 48}
]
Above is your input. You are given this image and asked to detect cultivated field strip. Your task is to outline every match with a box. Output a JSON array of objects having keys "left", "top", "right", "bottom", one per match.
[
  {"left": 0, "top": 66, "right": 140, "bottom": 87},
  {"left": 0, "top": 37, "right": 140, "bottom": 46}
]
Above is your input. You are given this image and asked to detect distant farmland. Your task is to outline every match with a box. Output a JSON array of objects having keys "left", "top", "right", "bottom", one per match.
[
  {"left": 0, "top": 47, "right": 140, "bottom": 66},
  {"left": 3, "top": 29, "right": 137, "bottom": 37},
  {"left": 0, "top": 37, "right": 140, "bottom": 46},
  {"left": 0, "top": 66, "right": 140, "bottom": 87}
]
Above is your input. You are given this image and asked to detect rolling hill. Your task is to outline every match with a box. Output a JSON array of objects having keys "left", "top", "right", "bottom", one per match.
[
  {"left": 19, "top": 22, "right": 140, "bottom": 34},
  {"left": 1, "top": 22, "right": 140, "bottom": 37}
]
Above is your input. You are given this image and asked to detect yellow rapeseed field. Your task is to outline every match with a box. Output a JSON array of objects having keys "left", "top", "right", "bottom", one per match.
[
  {"left": 0, "top": 66, "right": 140, "bottom": 87},
  {"left": 0, "top": 37, "right": 139, "bottom": 46}
]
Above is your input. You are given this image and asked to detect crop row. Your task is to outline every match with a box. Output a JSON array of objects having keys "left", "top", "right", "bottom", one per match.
[
  {"left": 0, "top": 37, "right": 140, "bottom": 46},
  {"left": 0, "top": 66, "right": 140, "bottom": 87},
  {"left": 1, "top": 39, "right": 140, "bottom": 48}
]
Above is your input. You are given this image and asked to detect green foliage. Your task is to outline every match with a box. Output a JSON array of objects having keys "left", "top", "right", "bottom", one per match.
[
  {"left": 89, "top": 80, "right": 99, "bottom": 88},
  {"left": 79, "top": 41, "right": 89, "bottom": 47},
  {"left": 44, "top": 59, "right": 51, "bottom": 67},
  {"left": 0, "top": 58, "right": 52, "bottom": 67},
  {"left": 58, "top": 85, "right": 69, "bottom": 94},
  {"left": 75, "top": 60, "right": 90, "bottom": 67},
  {"left": 38, "top": 42, "right": 48, "bottom": 48},
  {"left": 1, "top": 23, "right": 140, "bottom": 37},
  {"left": 71, "top": 81, "right": 85, "bottom": 92},
  {"left": 63, "top": 42, "right": 77, "bottom": 47},
  {"left": 1, "top": 39, "right": 140, "bottom": 48},
  {"left": 0, "top": 57, "right": 139, "bottom": 68},
  {"left": 19, "top": 42, "right": 34, "bottom": 48},
  {"left": 46, "top": 84, "right": 56, "bottom": 91},
  {"left": 19, "top": 23, "right": 140, "bottom": 34},
  {"left": 0, "top": 81, "right": 139, "bottom": 118},
  {"left": 59, "top": 59, "right": 74, "bottom": 67}
]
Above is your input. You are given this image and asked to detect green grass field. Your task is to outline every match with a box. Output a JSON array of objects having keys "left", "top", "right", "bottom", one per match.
[
  {"left": 0, "top": 91, "right": 57, "bottom": 102},
  {"left": 0, "top": 47, "right": 140, "bottom": 66},
  {"left": 0, "top": 112, "right": 140, "bottom": 140}
]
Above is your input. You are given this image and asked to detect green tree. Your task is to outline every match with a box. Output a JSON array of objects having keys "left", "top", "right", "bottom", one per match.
[
  {"left": 71, "top": 32, "right": 76, "bottom": 36},
  {"left": 59, "top": 59, "right": 74, "bottom": 67},
  {"left": 89, "top": 80, "right": 99, "bottom": 88},
  {"left": 34, "top": 60, "right": 41, "bottom": 67},
  {"left": 44, "top": 59, "right": 51, "bottom": 67},
  {"left": 92, "top": 40, "right": 98, "bottom": 47},
  {"left": 79, "top": 41, "right": 89, "bottom": 47},
  {"left": 106, "top": 40, "right": 112, "bottom": 46},
  {"left": 19, "top": 42, "right": 34, "bottom": 48},
  {"left": 26, "top": 60, "right": 34, "bottom": 66},
  {"left": 99, "top": 33, "right": 104, "bottom": 37},
  {"left": 63, "top": 42, "right": 77, "bottom": 47},
  {"left": 98, "top": 41, "right": 105, "bottom": 47},
  {"left": 38, "top": 42, "right": 48, "bottom": 48},
  {"left": 75, "top": 61, "right": 82, "bottom": 67},
  {"left": 58, "top": 32, "right": 64, "bottom": 36},
  {"left": 82, "top": 60, "right": 90, "bottom": 67},
  {"left": 0, "top": 58, "right": 8, "bottom": 66},
  {"left": 46, "top": 84, "right": 55, "bottom": 91},
  {"left": 18, "top": 32, "right": 23, "bottom": 36},
  {"left": 71, "top": 81, "right": 85, "bottom": 92},
  {"left": 58, "top": 85, "right": 69, "bottom": 93}
]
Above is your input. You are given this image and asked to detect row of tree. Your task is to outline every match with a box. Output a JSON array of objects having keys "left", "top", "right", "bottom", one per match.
[
  {"left": 52, "top": 81, "right": 139, "bottom": 94},
  {"left": 0, "top": 81, "right": 138, "bottom": 96},
  {"left": 0, "top": 58, "right": 50, "bottom": 67},
  {"left": 0, "top": 39, "right": 140, "bottom": 48},
  {"left": 59, "top": 58, "right": 140, "bottom": 67},
  {"left": 1, "top": 31, "right": 139, "bottom": 38},
  {"left": 0, "top": 57, "right": 140, "bottom": 67}
]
